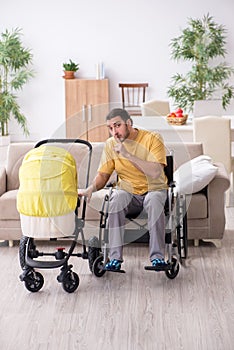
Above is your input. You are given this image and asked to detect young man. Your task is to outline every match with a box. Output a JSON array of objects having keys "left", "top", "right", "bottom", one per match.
[{"left": 80, "top": 108, "right": 168, "bottom": 271}]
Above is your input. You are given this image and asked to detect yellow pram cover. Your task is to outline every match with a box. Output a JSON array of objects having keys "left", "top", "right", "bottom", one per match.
[{"left": 17, "top": 145, "right": 78, "bottom": 218}]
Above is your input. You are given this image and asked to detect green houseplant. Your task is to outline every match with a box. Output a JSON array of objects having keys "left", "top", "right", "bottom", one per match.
[
  {"left": 63, "top": 59, "right": 79, "bottom": 79},
  {"left": 167, "top": 14, "right": 234, "bottom": 114},
  {"left": 0, "top": 28, "right": 34, "bottom": 137}
]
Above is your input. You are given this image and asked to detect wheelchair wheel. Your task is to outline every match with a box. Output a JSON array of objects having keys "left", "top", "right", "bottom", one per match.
[
  {"left": 19, "top": 236, "right": 36, "bottom": 269},
  {"left": 88, "top": 236, "right": 101, "bottom": 272},
  {"left": 181, "top": 210, "right": 188, "bottom": 259},
  {"left": 165, "top": 257, "right": 180, "bottom": 279},
  {"left": 62, "top": 271, "right": 79, "bottom": 293},
  {"left": 93, "top": 255, "right": 106, "bottom": 277},
  {"left": 176, "top": 196, "right": 188, "bottom": 260},
  {"left": 24, "top": 271, "right": 44, "bottom": 292}
]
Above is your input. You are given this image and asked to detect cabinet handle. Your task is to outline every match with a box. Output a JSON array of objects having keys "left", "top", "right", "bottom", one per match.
[
  {"left": 88, "top": 104, "right": 92, "bottom": 122},
  {"left": 82, "top": 105, "right": 86, "bottom": 122}
]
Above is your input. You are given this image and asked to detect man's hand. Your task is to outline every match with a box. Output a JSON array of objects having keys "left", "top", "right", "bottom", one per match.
[
  {"left": 78, "top": 186, "right": 93, "bottom": 203},
  {"left": 78, "top": 172, "right": 110, "bottom": 203},
  {"left": 114, "top": 139, "right": 163, "bottom": 179},
  {"left": 113, "top": 139, "right": 130, "bottom": 158}
]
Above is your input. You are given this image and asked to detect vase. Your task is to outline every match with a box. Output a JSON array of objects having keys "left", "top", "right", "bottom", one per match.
[
  {"left": 0, "top": 135, "right": 10, "bottom": 146},
  {"left": 63, "top": 71, "right": 75, "bottom": 79}
]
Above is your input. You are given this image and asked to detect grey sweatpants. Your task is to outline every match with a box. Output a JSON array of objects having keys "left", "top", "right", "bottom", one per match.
[{"left": 107, "top": 189, "right": 167, "bottom": 262}]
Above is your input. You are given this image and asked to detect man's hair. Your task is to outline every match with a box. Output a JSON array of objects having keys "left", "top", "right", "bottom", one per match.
[{"left": 106, "top": 108, "right": 131, "bottom": 122}]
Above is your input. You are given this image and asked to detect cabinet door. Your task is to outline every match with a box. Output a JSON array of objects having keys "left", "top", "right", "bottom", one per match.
[
  {"left": 85, "top": 79, "right": 110, "bottom": 142},
  {"left": 65, "top": 79, "right": 109, "bottom": 141},
  {"left": 65, "top": 79, "right": 88, "bottom": 139}
]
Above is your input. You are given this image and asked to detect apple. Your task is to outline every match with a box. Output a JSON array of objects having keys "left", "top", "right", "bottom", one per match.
[
  {"left": 175, "top": 109, "right": 183, "bottom": 117},
  {"left": 170, "top": 112, "right": 176, "bottom": 117},
  {"left": 176, "top": 108, "right": 183, "bottom": 114}
]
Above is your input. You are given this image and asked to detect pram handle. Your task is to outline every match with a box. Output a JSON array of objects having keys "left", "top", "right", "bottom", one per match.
[{"left": 35, "top": 138, "right": 92, "bottom": 151}]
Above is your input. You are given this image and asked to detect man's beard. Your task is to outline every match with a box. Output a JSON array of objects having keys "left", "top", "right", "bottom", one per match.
[{"left": 119, "top": 126, "right": 130, "bottom": 142}]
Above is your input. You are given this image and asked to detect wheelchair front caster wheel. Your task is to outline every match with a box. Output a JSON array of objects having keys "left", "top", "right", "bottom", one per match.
[
  {"left": 62, "top": 271, "right": 79, "bottom": 293},
  {"left": 165, "top": 257, "right": 180, "bottom": 279},
  {"left": 24, "top": 271, "right": 44, "bottom": 292},
  {"left": 93, "top": 255, "right": 106, "bottom": 277}
]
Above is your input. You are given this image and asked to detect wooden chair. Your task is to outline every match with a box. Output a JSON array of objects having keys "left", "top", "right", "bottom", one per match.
[{"left": 119, "top": 83, "right": 148, "bottom": 116}]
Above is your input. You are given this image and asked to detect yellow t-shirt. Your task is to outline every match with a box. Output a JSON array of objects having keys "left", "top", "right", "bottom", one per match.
[{"left": 98, "top": 129, "right": 168, "bottom": 195}]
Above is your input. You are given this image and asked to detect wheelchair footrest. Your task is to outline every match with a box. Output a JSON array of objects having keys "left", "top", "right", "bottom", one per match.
[
  {"left": 144, "top": 263, "right": 171, "bottom": 272},
  {"left": 104, "top": 268, "right": 126, "bottom": 273}
]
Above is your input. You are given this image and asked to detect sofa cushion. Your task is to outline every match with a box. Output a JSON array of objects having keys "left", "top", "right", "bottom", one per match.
[
  {"left": 0, "top": 190, "right": 19, "bottom": 220},
  {"left": 166, "top": 142, "right": 203, "bottom": 169},
  {"left": 0, "top": 167, "right": 6, "bottom": 196},
  {"left": 6, "top": 143, "right": 35, "bottom": 191},
  {"left": 187, "top": 193, "right": 208, "bottom": 219},
  {"left": 83, "top": 190, "right": 208, "bottom": 221}
]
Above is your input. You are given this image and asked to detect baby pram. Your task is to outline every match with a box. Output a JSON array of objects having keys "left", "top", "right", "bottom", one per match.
[{"left": 18, "top": 139, "right": 92, "bottom": 293}]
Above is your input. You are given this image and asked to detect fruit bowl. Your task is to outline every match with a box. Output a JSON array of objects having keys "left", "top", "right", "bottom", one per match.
[
  {"left": 167, "top": 114, "right": 188, "bottom": 125},
  {"left": 166, "top": 108, "right": 188, "bottom": 125}
]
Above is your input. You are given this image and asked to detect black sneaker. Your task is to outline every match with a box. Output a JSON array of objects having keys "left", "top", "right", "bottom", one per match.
[
  {"left": 152, "top": 258, "right": 167, "bottom": 267},
  {"left": 105, "top": 259, "right": 121, "bottom": 271}
]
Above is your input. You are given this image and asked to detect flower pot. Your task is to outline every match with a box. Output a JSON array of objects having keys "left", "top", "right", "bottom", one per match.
[
  {"left": 63, "top": 71, "right": 75, "bottom": 79},
  {"left": 0, "top": 135, "right": 10, "bottom": 146}
]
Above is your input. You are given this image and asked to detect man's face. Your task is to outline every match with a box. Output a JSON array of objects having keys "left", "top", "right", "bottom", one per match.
[{"left": 107, "top": 116, "right": 130, "bottom": 142}]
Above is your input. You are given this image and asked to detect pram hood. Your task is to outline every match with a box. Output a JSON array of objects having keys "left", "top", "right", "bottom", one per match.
[{"left": 17, "top": 145, "right": 78, "bottom": 217}]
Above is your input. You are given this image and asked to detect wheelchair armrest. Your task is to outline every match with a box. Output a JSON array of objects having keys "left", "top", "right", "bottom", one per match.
[
  {"left": 105, "top": 182, "right": 115, "bottom": 188},
  {"left": 168, "top": 181, "right": 176, "bottom": 188}
]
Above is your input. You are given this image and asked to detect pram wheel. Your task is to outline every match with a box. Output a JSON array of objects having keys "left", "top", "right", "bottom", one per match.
[
  {"left": 165, "top": 257, "right": 180, "bottom": 279},
  {"left": 93, "top": 255, "right": 106, "bottom": 277},
  {"left": 19, "top": 236, "right": 36, "bottom": 269},
  {"left": 24, "top": 271, "right": 44, "bottom": 292},
  {"left": 88, "top": 236, "right": 100, "bottom": 273},
  {"left": 62, "top": 271, "right": 79, "bottom": 293}
]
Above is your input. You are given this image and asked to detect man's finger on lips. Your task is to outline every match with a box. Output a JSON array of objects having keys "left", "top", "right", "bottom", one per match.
[{"left": 114, "top": 146, "right": 120, "bottom": 153}]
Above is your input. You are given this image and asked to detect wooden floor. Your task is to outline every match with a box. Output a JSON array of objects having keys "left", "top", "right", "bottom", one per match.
[{"left": 0, "top": 208, "right": 234, "bottom": 350}]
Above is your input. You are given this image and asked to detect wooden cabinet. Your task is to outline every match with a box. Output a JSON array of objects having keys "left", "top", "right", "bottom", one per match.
[{"left": 65, "top": 78, "right": 110, "bottom": 141}]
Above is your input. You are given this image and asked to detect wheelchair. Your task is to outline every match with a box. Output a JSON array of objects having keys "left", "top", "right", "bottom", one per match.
[{"left": 87, "top": 153, "right": 188, "bottom": 280}]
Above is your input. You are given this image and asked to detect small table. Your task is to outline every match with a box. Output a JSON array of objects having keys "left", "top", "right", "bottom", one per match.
[
  {"left": 131, "top": 115, "right": 234, "bottom": 143},
  {"left": 131, "top": 116, "right": 193, "bottom": 142}
]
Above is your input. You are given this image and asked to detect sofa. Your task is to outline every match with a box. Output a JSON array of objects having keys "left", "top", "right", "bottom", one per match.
[{"left": 0, "top": 141, "right": 230, "bottom": 247}]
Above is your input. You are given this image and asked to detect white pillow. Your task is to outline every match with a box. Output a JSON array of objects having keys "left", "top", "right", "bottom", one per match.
[{"left": 174, "top": 155, "right": 218, "bottom": 194}]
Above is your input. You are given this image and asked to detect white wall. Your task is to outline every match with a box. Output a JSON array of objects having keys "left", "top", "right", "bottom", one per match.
[{"left": 1, "top": 0, "right": 234, "bottom": 141}]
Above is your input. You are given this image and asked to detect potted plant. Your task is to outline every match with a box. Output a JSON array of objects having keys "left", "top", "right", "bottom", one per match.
[
  {"left": 0, "top": 28, "right": 33, "bottom": 142},
  {"left": 167, "top": 14, "right": 234, "bottom": 114},
  {"left": 63, "top": 59, "right": 79, "bottom": 79}
]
